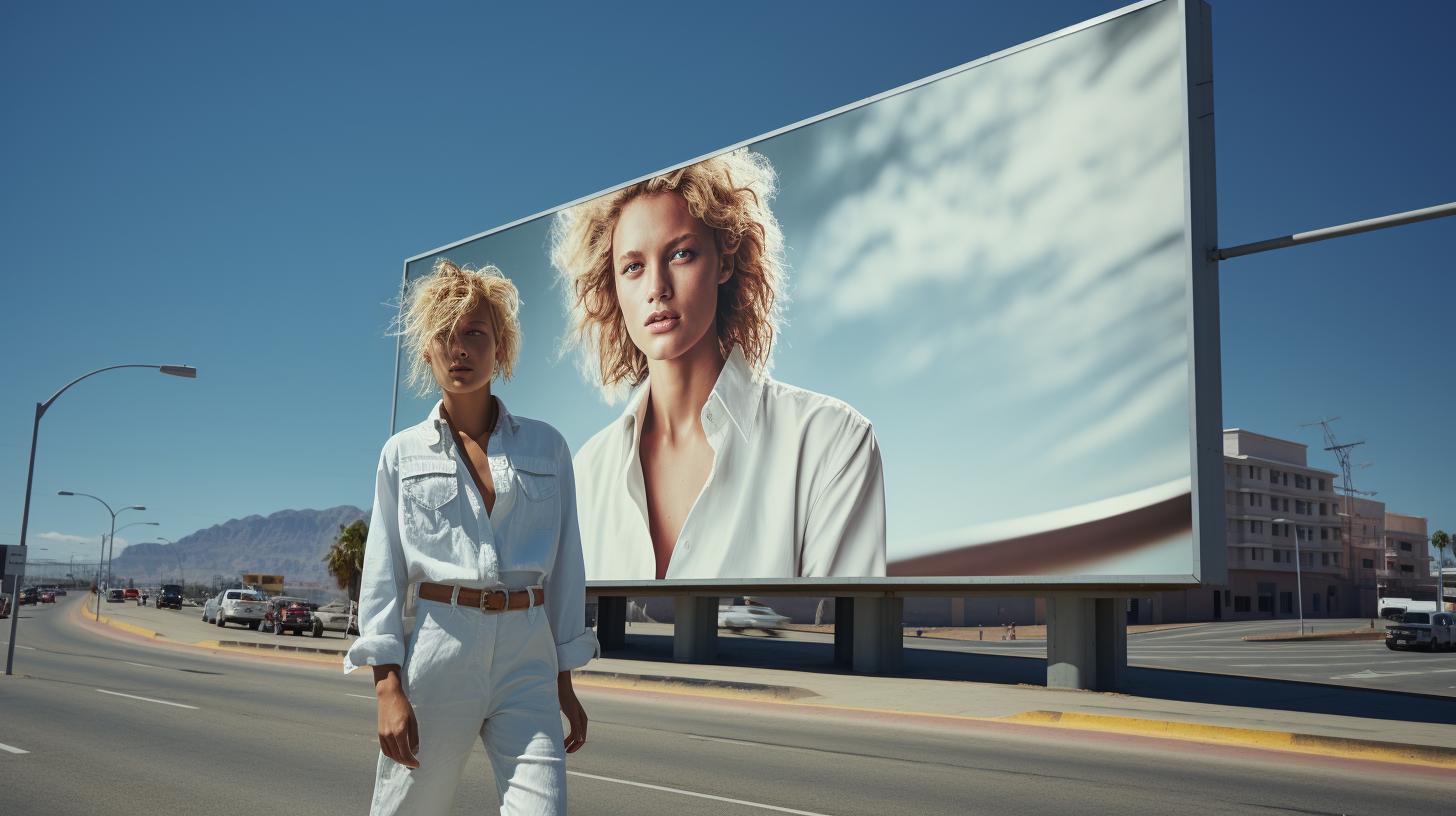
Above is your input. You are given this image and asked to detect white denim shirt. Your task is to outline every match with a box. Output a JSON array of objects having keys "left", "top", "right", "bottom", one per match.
[
  {"left": 574, "top": 346, "right": 887, "bottom": 581},
  {"left": 344, "top": 398, "right": 598, "bottom": 674}
]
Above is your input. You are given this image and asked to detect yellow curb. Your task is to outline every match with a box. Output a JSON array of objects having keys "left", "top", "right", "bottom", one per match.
[
  {"left": 196, "top": 639, "right": 344, "bottom": 664},
  {"left": 997, "top": 710, "right": 1456, "bottom": 769}
]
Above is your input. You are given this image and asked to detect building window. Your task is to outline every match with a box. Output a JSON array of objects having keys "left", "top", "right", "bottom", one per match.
[
  {"left": 1301, "top": 552, "right": 1314, "bottom": 566},
  {"left": 1224, "top": 590, "right": 1231, "bottom": 607},
  {"left": 1269, "top": 469, "right": 1279, "bottom": 484},
  {"left": 1319, "top": 503, "right": 1327, "bottom": 516},
  {"left": 1320, "top": 528, "right": 1329, "bottom": 540},
  {"left": 1321, "top": 552, "right": 1330, "bottom": 566},
  {"left": 1296, "top": 500, "right": 1308, "bottom": 515},
  {"left": 1250, "top": 521, "right": 1263, "bottom": 534},
  {"left": 1280, "top": 592, "right": 1294, "bottom": 613},
  {"left": 1318, "top": 478, "right": 1326, "bottom": 491},
  {"left": 1400, "top": 542, "right": 1412, "bottom": 552},
  {"left": 1251, "top": 548, "right": 1265, "bottom": 561},
  {"left": 1401, "top": 565, "right": 1414, "bottom": 575},
  {"left": 1257, "top": 595, "right": 1273, "bottom": 613},
  {"left": 1362, "top": 558, "right": 1374, "bottom": 569},
  {"left": 1235, "top": 596, "right": 1251, "bottom": 612},
  {"left": 1283, "top": 498, "right": 1290, "bottom": 512}
]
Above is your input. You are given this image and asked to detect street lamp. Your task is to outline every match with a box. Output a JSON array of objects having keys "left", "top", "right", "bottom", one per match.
[
  {"left": 1273, "top": 518, "right": 1305, "bottom": 636},
  {"left": 156, "top": 537, "right": 183, "bottom": 588},
  {"left": 6, "top": 363, "right": 195, "bottom": 677}
]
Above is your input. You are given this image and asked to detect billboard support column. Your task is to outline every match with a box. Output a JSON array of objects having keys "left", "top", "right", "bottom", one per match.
[
  {"left": 1094, "top": 598, "right": 1128, "bottom": 691},
  {"left": 851, "top": 596, "right": 902, "bottom": 674},
  {"left": 1047, "top": 597, "right": 1097, "bottom": 689},
  {"left": 834, "top": 598, "right": 855, "bottom": 668},
  {"left": 673, "top": 596, "right": 718, "bottom": 664},
  {"left": 596, "top": 596, "right": 627, "bottom": 652}
]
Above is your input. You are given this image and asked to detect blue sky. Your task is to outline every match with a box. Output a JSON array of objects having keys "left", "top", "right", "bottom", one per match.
[{"left": 2, "top": 0, "right": 1451, "bottom": 571}]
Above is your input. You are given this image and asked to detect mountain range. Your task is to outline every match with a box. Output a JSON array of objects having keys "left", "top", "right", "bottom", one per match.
[{"left": 110, "top": 505, "right": 367, "bottom": 586}]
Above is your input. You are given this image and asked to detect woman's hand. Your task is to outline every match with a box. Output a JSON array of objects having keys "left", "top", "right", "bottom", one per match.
[
  {"left": 557, "top": 670, "right": 588, "bottom": 753},
  {"left": 373, "top": 665, "right": 420, "bottom": 769}
]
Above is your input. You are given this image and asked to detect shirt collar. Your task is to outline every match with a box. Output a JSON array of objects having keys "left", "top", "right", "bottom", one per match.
[
  {"left": 424, "top": 396, "right": 518, "bottom": 444},
  {"left": 615, "top": 344, "right": 763, "bottom": 445}
]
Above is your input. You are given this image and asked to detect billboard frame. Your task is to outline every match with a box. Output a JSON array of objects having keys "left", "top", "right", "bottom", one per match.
[{"left": 397, "top": 0, "right": 1222, "bottom": 594}]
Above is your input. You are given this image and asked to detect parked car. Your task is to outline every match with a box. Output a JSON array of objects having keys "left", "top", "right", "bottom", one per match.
[
  {"left": 156, "top": 584, "right": 184, "bottom": 610},
  {"left": 53, "top": 586, "right": 67, "bottom": 596},
  {"left": 215, "top": 589, "right": 267, "bottom": 629},
  {"left": 718, "top": 605, "right": 790, "bottom": 635},
  {"left": 123, "top": 588, "right": 139, "bottom": 601},
  {"left": 265, "top": 598, "right": 319, "bottom": 636},
  {"left": 311, "top": 600, "right": 358, "bottom": 637},
  {"left": 0, "top": 595, "right": 9, "bottom": 618},
  {"left": 39, "top": 591, "right": 55, "bottom": 604},
  {"left": 1386, "top": 611, "right": 1455, "bottom": 652},
  {"left": 107, "top": 588, "right": 125, "bottom": 603},
  {"left": 18, "top": 587, "right": 40, "bottom": 606}
]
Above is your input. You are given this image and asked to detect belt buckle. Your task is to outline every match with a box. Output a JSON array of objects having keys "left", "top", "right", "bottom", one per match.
[{"left": 479, "top": 587, "right": 509, "bottom": 612}]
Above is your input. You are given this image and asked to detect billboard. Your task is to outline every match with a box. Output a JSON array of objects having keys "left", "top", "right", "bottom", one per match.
[{"left": 393, "top": 0, "right": 1221, "bottom": 591}]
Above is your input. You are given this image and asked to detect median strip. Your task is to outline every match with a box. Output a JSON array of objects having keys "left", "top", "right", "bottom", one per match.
[
  {"left": 997, "top": 710, "right": 1456, "bottom": 769},
  {"left": 571, "top": 669, "right": 816, "bottom": 702}
]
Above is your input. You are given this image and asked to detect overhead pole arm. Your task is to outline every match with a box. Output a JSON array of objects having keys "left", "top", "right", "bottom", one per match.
[{"left": 1210, "top": 202, "right": 1455, "bottom": 262}]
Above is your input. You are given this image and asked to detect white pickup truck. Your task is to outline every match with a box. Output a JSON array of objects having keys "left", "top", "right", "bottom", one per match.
[
  {"left": 1385, "top": 611, "right": 1455, "bottom": 652},
  {"left": 215, "top": 589, "right": 268, "bottom": 630}
]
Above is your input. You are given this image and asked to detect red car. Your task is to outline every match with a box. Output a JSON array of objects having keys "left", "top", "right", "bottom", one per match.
[
  {"left": 39, "top": 591, "right": 56, "bottom": 604},
  {"left": 123, "top": 588, "right": 140, "bottom": 600}
]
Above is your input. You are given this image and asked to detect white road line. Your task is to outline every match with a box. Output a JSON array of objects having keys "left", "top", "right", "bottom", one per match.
[
  {"left": 0, "top": 643, "right": 36, "bottom": 651},
  {"left": 568, "top": 770, "right": 835, "bottom": 815},
  {"left": 124, "top": 661, "right": 164, "bottom": 670},
  {"left": 346, "top": 693, "right": 374, "bottom": 699},
  {"left": 96, "top": 689, "right": 199, "bottom": 709},
  {"left": 0, "top": 741, "right": 29, "bottom": 754},
  {"left": 689, "top": 734, "right": 763, "bottom": 747}
]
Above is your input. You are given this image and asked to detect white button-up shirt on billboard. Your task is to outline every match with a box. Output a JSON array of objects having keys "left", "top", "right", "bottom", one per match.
[
  {"left": 573, "top": 346, "right": 887, "bottom": 581},
  {"left": 345, "top": 398, "right": 598, "bottom": 675}
]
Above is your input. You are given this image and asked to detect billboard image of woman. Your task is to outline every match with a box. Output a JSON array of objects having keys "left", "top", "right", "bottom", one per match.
[{"left": 551, "top": 150, "right": 887, "bottom": 581}]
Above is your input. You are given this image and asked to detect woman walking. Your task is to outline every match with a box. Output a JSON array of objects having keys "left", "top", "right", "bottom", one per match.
[{"left": 345, "top": 258, "right": 597, "bottom": 815}]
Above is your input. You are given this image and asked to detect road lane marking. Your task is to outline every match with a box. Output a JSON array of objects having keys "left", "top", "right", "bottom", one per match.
[
  {"left": 124, "top": 661, "right": 164, "bottom": 670},
  {"left": 568, "top": 770, "right": 835, "bottom": 815},
  {"left": 347, "top": 693, "right": 374, "bottom": 699},
  {"left": 0, "top": 741, "right": 29, "bottom": 754},
  {"left": 0, "top": 643, "right": 35, "bottom": 651},
  {"left": 96, "top": 689, "right": 199, "bottom": 709}
]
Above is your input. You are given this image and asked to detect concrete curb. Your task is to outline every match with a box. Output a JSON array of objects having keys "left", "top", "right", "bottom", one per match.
[
  {"left": 1243, "top": 630, "right": 1384, "bottom": 642},
  {"left": 215, "top": 640, "right": 348, "bottom": 658},
  {"left": 998, "top": 710, "right": 1456, "bottom": 769},
  {"left": 572, "top": 669, "right": 817, "bottom": 702},
  {"left": 74, "top": 599, "right": 166, "bottom": 641}
]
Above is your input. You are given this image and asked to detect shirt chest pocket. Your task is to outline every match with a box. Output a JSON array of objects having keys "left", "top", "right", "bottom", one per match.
[
  {"left": 511, "top": 456, "right": 559, "bottom": 532},
  {"left": 401, "top": 457, "right": 461, "bottom": 555}
]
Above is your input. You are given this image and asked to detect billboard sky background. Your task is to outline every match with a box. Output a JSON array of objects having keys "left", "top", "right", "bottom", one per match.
[{"left": 1, "top": 1, "right": 1451, "bottom": 569}]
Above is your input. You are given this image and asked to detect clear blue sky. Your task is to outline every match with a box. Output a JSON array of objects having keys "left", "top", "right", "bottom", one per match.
[{"left": 2, "top": 0, "right": 1451, "bottom": 570}]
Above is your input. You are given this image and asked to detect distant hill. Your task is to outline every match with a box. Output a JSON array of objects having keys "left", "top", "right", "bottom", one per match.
[{"left": 111, "top": 505, "right": 367, "bottom": 585}]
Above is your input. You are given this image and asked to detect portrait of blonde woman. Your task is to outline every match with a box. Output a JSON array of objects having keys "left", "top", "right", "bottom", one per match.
[{"left": 552, "top": 149, "right": 886, "bottom": 582}]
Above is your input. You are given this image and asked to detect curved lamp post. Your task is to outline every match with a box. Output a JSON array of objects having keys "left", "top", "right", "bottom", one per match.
[
  {"left": 6, "top": 364, "right": 196, "bottom": 676},
  {"left": 59, "top": 492, "right": 150, "bottom": 617},
  {"left": 156, "top": 537, "right": 183, "bottom": 589}
]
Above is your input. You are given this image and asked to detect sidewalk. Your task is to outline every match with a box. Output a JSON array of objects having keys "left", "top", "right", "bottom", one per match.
[{"left": 70, "top": 597, "right": 1456, "bottom": 768}]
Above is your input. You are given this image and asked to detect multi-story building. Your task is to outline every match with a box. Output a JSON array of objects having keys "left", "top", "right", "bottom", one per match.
[
  {"left": 1383, "top": 512, "right": 1433, "bottom": 599},
  {"left": 1146, "top": 428, "right": 1435, "bottom": 622}
]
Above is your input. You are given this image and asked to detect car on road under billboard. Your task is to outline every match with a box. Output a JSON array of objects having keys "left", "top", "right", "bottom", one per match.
[
  {"left": 718, "top": 605, "right": 790, "bottom": 636},
  {"left": 1386, "top": 612, "right": 1454, "bottom": 652},
  {"left": 155, "top": 584, "right": 184, "bottom": 610}
]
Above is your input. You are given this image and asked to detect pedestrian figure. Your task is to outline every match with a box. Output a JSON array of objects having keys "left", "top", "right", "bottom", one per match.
[{"left": 346, "top": 259, "right": 596, "bottom": 816}]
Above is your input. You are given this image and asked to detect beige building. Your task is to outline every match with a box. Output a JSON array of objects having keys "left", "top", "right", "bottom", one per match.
[{"left": 1148, "top": 428, "right": 1432, "bottom": 623}]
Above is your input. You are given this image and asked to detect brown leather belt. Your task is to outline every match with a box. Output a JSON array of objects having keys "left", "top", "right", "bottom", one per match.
[{"left": 418, "top": 582, "right": 546, "bottom": 612}]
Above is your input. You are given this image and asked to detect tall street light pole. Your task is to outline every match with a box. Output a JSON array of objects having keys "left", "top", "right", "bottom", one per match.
[
  {"left": 156, "top": 537, "right": 183, "bottom": 589},
  {"left": 1273, "top": 517, "right": 1305, "bottom": 636},
  {"left": 105, "top": 520, "right": 160, "bottom": 596},
  {"left": 6, "top": 363, "right": 196, "bottom": 677}
]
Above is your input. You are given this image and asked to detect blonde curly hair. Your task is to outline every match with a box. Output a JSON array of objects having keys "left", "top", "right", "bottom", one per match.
[
  {"left": 398, "top": 258, "right": 522, "bottom": 398},
  {"left": 551, "top": 149, "right": 786, "bottom": 402}
]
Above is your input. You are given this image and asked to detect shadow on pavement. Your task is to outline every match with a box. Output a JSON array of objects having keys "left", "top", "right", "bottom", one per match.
[{"left": 608, "top": 631, "right": 1456, "bottom": 727}]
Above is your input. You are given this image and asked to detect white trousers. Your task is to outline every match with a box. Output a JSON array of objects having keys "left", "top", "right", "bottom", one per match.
[{"left": 370, "top": 598, "right": 565, "bottom": 816}]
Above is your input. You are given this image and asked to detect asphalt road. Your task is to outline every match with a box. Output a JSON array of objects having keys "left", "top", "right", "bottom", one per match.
[{"left": 3, "top": 597, "right": 1453, "bottom": 815}]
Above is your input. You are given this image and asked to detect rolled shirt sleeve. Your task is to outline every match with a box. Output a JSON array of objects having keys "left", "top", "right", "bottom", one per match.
[
  {"left": 343, "top": 446, "right": 410, "bottom": 674},
  {"left": 800, "top": 419, "right": 887, "bottom": 578},
  {"left": 544, "top": 437, "right": 599, "bottom": 671}
]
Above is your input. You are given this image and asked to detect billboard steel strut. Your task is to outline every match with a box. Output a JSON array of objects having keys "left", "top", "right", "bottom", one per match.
[{"left": 1209, "top": 201, "right": 1455, "bottom": 262}]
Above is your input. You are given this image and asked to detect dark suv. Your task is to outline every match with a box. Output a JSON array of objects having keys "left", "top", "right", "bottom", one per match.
[{"left": 156, "top": 584, "right": 184, "bottom": 610}]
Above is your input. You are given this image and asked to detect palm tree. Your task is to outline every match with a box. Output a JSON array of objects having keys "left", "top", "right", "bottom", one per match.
[
  {"left": 324, "top": 519, "right": 368, "bottom": 603},
  {"left": 1432, "top": 530, "right": 1451, "bottom": 612}
]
